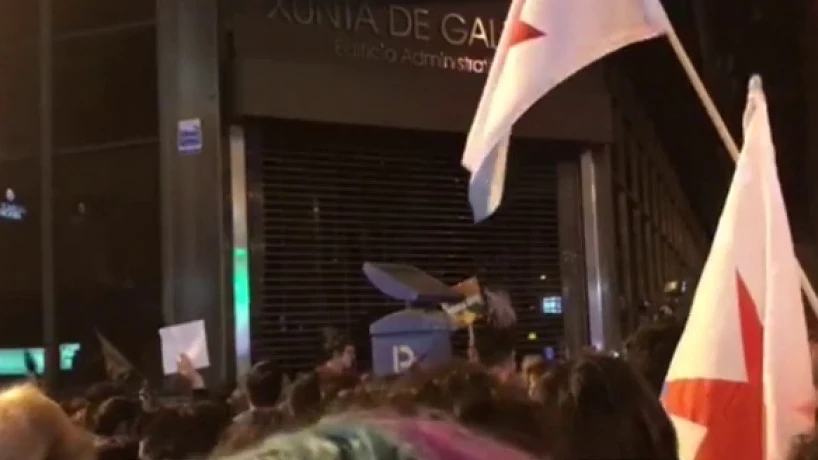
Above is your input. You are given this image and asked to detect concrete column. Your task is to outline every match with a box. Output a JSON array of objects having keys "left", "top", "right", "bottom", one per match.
[{"left": 156, "top": 0, "right": 234, "bottom": 384}]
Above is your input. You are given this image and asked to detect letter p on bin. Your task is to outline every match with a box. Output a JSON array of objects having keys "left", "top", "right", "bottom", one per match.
[{"left": 369, "top": 310, "right": 452, "bottom": 377}]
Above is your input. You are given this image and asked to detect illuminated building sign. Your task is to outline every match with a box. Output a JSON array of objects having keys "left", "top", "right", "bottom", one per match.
[
  {"left": 266, "top": 1, "right": 502, "bottom": 74},
  {"left": 0, "top": 343, "right": 80, "bottom": 376},
  {"left": 0, "top": 189, "right": 26, "bottom": 221},
  {"left": 541, "top": 296, "right": 562, "bottom": 315}
]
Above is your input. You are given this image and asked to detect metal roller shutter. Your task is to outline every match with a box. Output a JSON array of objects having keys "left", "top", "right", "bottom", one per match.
[{"left": 251, "top": 119, "right": 564, "bottom": 374}]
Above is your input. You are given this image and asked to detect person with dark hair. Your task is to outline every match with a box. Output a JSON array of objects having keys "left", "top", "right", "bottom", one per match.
[
  {"left": 136, "top": 407, "right": 180, "bottom": 459},
  {"left": 246, "top": 360, "right": 284, "bottom": 408},
  {"left": 233, "top": 359, "right": 284, "bottom": 424},
  {"left": 282, "top": 372, "right": 322, "bottom": 420},
  {"left": 140, "top": 401, "right": 231, "bottom": 459},
  {"left": 624, "top": 316, "right": 683, "bottom": 395},
  {"left": 81, "top": 381, "right": 126, "bottom": 429},
  {"left": 91, "top": 396, "right": 140, "bottom": 436},
  {"left": 536, "top": 352, "right": 679, "bottom": 460},
  {"left": 520, "top": 355, "right": 547, "bottom": 398},
  {"left": 317, "top": 327, "right": 357, "bottom": 380}
]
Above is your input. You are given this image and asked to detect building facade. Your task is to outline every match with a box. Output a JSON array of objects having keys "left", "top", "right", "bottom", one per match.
[
  {"left": 0, "top": 0, "right": 161, "bottom": 385},
  {"left": 161, "top": 0, "right": 719, "bottom": 380},
  {"left": 0, "top": 0, "right": 722, "bottom": 384}
]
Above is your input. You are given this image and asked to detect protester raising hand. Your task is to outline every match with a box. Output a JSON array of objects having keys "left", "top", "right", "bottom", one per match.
[{"left": 177, "top": 353, "right": 205, "bottom": 390}]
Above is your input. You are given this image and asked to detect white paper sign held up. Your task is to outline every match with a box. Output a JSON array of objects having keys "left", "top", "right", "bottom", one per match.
[{"left": 159, "top": 319, "right": 210, "bottom": 375}]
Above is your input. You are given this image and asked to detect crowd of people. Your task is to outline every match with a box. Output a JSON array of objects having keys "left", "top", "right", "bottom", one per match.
[{"left": 0, "top": 318, "right": 816, "bottom": 460}]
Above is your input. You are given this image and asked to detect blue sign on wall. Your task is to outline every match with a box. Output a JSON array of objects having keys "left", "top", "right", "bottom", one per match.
[{"left": 177, "top": 118, "right": 203, "bottom": 155}]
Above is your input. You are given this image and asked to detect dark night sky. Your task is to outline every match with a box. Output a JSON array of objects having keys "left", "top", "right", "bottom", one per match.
[{"left": 640, "top": 0, "right": 809, "bottom": 240}]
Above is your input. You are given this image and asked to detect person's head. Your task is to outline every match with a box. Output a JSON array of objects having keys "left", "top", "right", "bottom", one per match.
[
  {"left": 322, "top": 327, "right": 355, "bottom": 370},
  {"left": 624, "top": 316, "right": 683, "bottom": 395},
  {"left": 140, "top": 401, "right": 231, "bottom": 459},
  {"left": 137, "top": 407, "right": 179, "bottom": 459},
  {"left": 82, "top": 381, "right": 125, "bottom": 428},
  {"left": 520, "top": 355, "right": 547, "bottom": 398},
  {"left": 245, "top": 359, "right": 284, "bottom": 409},
  {"left": 537, "top": 352, "right": 678, "bottom": 459},
  {"left": 91, "top": 396, "right": 140, "bottom": 436},
  {"left": 0, "top": 384, "right": 95, "bottom": 460},
  {"left": 284, "top": 372, "right": 322, "bottom": 419}
]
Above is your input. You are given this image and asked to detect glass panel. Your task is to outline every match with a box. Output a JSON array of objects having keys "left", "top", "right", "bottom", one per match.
[
  {"left": 54, "top": 144, "right": 161, "bottom": 383},
  {"left": 0, "top": 1, "right": 42, "bottom": 370},
  {"left": 54, "top": 26, "right": 157, "bottom": 150},
  {"left": 0, "top": 46, "right": 39, "bottom": 161},
  {"left": 0, "top": 156, "right": 42, "bottom": 349}
]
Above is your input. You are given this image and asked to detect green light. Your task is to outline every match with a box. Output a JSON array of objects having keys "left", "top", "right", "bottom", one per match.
[
  {"left": 233, "top": 248, "right": 251, "bottom": 370},
  {"left": 0, "top": 343, "right": 80, "bottom": 376}
]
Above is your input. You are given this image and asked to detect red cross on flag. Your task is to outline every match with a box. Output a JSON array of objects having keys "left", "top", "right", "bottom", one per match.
[
  {"left": 662, "top": 76, "right": 815, "bottom": 460},
  {"left": 461, "top": 0, "right": 671, "bottom": 222}
]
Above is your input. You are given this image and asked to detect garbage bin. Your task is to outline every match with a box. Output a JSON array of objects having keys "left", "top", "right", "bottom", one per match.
[{"left": 369, "top": 309, "right": 452, "bottom": 377}]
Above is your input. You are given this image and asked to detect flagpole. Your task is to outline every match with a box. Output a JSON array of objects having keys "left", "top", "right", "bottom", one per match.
[{"left": 661, "top": 23, "right": 818, "bottom": 320}]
